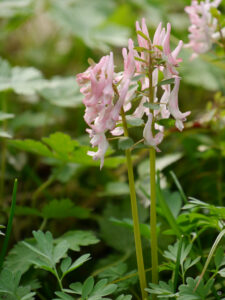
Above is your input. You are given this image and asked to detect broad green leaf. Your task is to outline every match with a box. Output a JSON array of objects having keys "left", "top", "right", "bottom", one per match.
[
  {"left": 38, "top": 77, "right": 83, "bottom": 108},
  {"left": 55, "top": 230, "right": 99, "bottom": 252},
  {"left": 118, "top": 137, "right": 134, "bottom": 150},
  {"left": 9, "top": 139, "right": 53, "bottom": 157},
  {"left": 41, "top": 199, "right": 90, "bottom": 219},
  {"left": 49, "top": 0, "right": 130, "bottom": 50},
  {"left": 98, "top": 182, "right": 129, "bottom": 197},
  {"left": 126, "top": 115, "right": 144, "bottom": 127}
]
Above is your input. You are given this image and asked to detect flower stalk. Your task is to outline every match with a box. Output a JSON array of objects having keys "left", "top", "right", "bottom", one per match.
[
  {"left": 121, "top": 107, "right": 147, "bottom": 300},
  {"left": 148, "top": 50, "right": 159, "bottom": 293}
]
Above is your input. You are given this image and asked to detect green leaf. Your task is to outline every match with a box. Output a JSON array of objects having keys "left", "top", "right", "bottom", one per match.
[
  {"left": 116, "top": 295, "right": 132, "bottom": 300},
  {"left": 38, "top": 77, "right": 83, "bottom": 108},
  {"left": 0, "top": 268, "right": 35, "bottom": 299},
  {"left": 55, "top": 230, "right": 99, "bottom": 252},
  {"left": 156, "top": 118, "right": 176, "bottom": 128},
  {"left": 158, "top": 78, "right": 175, "bottom": 86},
  {"left": 0, "top": 0, "right": 34, "bottom": 18},
  {"left": 69, "top": 282, "right": 83, "bottom": 294},
  {"left": 54, "top": 291, "right": 74, "bottom": 300},
  {"left": 9, "top": 139, "right": 53, "bottom": 157},
  {"left": 210, "top": 7, "right": 220, "bottom": 19},
  {"left": 62, "top": 254, "right": 91, "bottom": 279},
  {"left": 82, "top": 276, "right": 94, "bottom": 299},
  {"left": 164, "top": 241, "right": 192, "bottom": 266},
  {"left": 41, "top": 199, "right": 90, "bottom": 219},
  {"left": 0, "top": 130, "right": 12, "bottom": 139},
  {"left": 0, "top": 57, "right": 45, "bottom": 95},
  {"left": 4, "top": 241, "right": 38, "bottom": 275},
  {"left": 110, "top": 218, "right": 151, "bottom": 238},
  {"left": 146, "top": 280, "right": 176, "bottom": 298},
  {"left": 49, "top": 0, "right": 130, "bottom": 51},
  {"left": 126, "top": 115, "right": 144, "bottom": 127},
  {"left": 60, "top": 257, "right": 72, "bottom": 274},
  {"left": 143, "top": 102, "right": 160, "bottom": 110},
  {"left": 10, "top": 132, "right": 125, "bottom": 168},
  {"left": 178, "top": 277, "right": 214, "bottom": 300},
  {"left": 98, "top": 182, "right": 129, "bottom": 197},
  {"left": 0, "top": 112, "right": 14, "bottom": 121},
  {"left": 118, "top": 137, "right": 134, "bottom": 150},
  {"left": 214, "top": 246, "right": 225, "bottom": 269},
  {"left": 22, "top": 231, "right": 69, "bottom": 272},
  {"left": 134, "top": 56, "right": 147, "bottom": 63},
  {"left": 136, "top": 30, "right": 150, "bottom": 42}
]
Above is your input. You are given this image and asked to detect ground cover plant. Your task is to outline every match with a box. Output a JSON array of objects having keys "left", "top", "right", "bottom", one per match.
[{"left": 0, "top": 0, "right": 225, "bottom": 299}]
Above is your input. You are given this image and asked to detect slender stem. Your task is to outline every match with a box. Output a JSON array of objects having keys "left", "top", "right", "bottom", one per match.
[
  {"left": 148, "top": 47, "right": 159, "bottom": 292},
  {"left": 32, "top": 176, "right": 54, "bottom": 207},
  {"left": 54, "top": 267, "right": 63, "bottom": 290},
  {"left": 0, "top": 179, "right": 18, "bottom": 268},
  {"left": 149, "top": 148, "right": 158, "bottom": 287},
  {"left": 0, "top": 93, "right": 7, "bottom": 203},
  {"left": 121, "top": 108, "right": 147, "bottom": 300}
]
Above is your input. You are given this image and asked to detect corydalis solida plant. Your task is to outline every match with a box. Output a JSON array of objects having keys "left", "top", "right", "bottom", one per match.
[
  {"left": 185, "top": 0, "right": 225, "bottom": 59},
  {"left": 76, "top": 20, "right": 190, "bottom": 167},
  {"left": 76, "top": 18, "right": 190, "bottom": 299}
]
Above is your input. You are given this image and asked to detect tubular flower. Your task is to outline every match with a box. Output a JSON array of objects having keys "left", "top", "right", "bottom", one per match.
[
  {"left": 185, "top": 0, "right": 223, "bottom": 59},
  {"left": 76, "top": 39, "right": 136, "bottom": 168},
  {"left": 143, "top": 113, "right": 164, "bottom": 152},
  {"left": 168, "top": 77, "right": 191, "bottom": 131}
]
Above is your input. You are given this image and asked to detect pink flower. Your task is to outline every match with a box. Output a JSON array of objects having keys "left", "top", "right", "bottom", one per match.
[
  {"left": 87, "top": 132, "right": 109, "bottom": 169},
  {"left": 162, "top": 23, "right": 183, "bottom": 77},
  {"left": 143, "top": 113, "right": 164, "bottom": 152},
  {"left": 122, "top": 39, "right": 136, "bottom": 80},
  {"left": 168, "top": 77, "right": 191, "bottom": 131},
  {"left": 185, "top": 0, "right": 223, "bottom": 59}
]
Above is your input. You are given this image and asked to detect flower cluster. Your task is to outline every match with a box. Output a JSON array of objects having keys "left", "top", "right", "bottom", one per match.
[
  {"left": 76, "top": 18, "right": 190, "bottom": 168},
  {"left": 185, "top": 0, "right": 224, "bottom": 59}
]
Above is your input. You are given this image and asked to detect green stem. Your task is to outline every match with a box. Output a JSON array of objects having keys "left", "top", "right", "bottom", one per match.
[
  {"left": 0, "top": 93, "right": 7, "bottom": 203},
  {"left": 121, "top": 108, "right": 147, "bottom": 300},
  {"left": 0, "top": 179, "right": 18, "bottom": 268},
  {"left": 32, "top": 176, "right": 54, "bottom": 207},
  {"left": 149, "top": 147, "right": 158, "bottom": 288},
  {"left": 148, "top": 48, "right": 158, "bottom": 293},
  {"left": 54, "top": 267, "right": 63, "bottom": 291}
]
